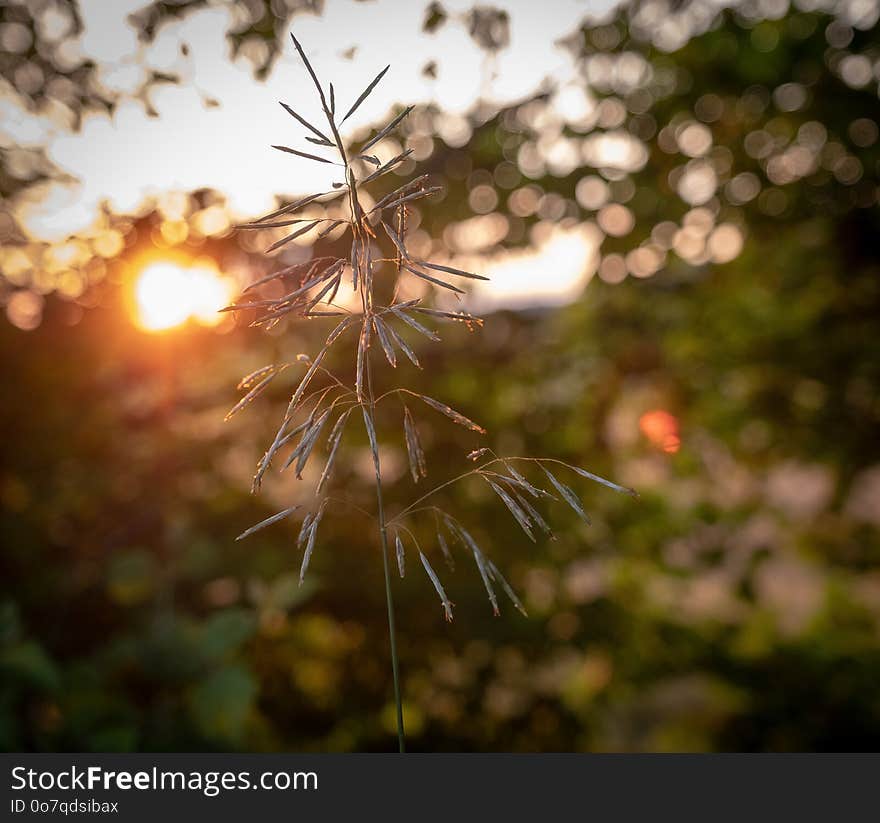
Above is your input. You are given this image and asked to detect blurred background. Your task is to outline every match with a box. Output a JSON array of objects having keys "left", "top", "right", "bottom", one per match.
[{"left": 1, "top": 0, "right": 879, "bottom": 752}]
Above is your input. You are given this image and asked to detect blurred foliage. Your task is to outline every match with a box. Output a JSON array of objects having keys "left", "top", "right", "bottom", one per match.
[{"left": 1, "top": 1, "right": 880, "bottom": 752}]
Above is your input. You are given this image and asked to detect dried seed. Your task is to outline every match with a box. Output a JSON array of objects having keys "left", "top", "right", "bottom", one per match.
[{"left": 235, "top": 505, "right": 300, "bottom": 541}]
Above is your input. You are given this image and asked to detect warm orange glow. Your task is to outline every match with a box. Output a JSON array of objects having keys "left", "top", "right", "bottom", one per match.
[
  {"left": 639, "top": 409, "right": 681, "bottom": 454},
  {"left": 133, "top": 259, "right": 235, "bottom": 332}
]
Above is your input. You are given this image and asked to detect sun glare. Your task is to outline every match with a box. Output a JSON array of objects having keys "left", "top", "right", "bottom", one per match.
[{"left": 133, "top": 260, "right": 235, "bottom": 332}]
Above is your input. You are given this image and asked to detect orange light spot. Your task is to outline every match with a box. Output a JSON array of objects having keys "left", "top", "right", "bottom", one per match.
[
  {"left": 133, "top": 259, "right": 235, "bottom": 332},
  {"left": 639, "top": 409, "right": 680, "bottom": 454}
]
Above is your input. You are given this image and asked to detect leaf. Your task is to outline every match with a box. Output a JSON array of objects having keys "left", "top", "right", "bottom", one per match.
[
  {"left": 403, "top": 406, "right": 427, "bottom": 482},
  {"left": 271, "top": 144, "right": 337, "bottom": 164},
  {"left": 419, "top": 551, "right": 453, "bottom": 621},
  {"left": 541, "top": 466, "right": 591, "bottom": 525},
  {"left": 412, "top": 392, "right": 486, "bottom": 433},
  {"left": 235, "top": 506, "right": 300, "bottom": 541},
  {"left": 341, "top": 64, "right": 390, "bottom": 123},
  {"left": 395, "top": 533, "right": 406, "bottom": 578},
  {"left": 278, "top": 101, "right": 333, "bottom": 145}
]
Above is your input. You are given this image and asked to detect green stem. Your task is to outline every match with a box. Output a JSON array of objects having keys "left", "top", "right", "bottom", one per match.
[{"left": 366, "top": 342, "right": 405, "bottom": 753}]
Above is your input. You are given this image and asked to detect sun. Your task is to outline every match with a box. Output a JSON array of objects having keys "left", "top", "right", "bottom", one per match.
[{"left": 133, "top": 259, "right": 236, "bottom": 332}]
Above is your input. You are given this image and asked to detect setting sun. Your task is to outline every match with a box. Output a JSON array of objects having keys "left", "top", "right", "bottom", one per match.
[{"left": 133, "top": 260, "right": 235, "bottom": 332}]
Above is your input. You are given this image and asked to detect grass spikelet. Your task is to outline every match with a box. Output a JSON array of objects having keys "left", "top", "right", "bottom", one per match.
[
  {"left": 541, "top": 465, "right": 592, "bottom": 525},
  {"left": 484, "top": 477, "right": 536, "bottom": 541},
  {"left": 316, "top": 409, "right": 351, "bottom": 494},
  {"left": 411, "top": 392, "right": 486, "bottom": 434},
  {"left": 299, "top": 500, "right": 328, "bottom": 585},
  {"left": 395, "top": 533, "right": 406, "bottom": 578},
  {"left": 486, "top": 559, "right": 528, "bottom": 617},
  {"left": 235, "top": 505, "right": 300, "bottom": 541},
  {"left": 388, "top": 305, "right": 440, "bottom": 342},
  {"left": 279, "top": 100, "right": 332, "bottom": 145},
  {"left": 224, "top": 369, "right": 280, "bottom": 421},
  {"left": 403, "top": 406, "right": 427, "bottom": 482},
  {"left": 237, "top": 364, "right": 279, "bottom": 391},
  {"left": 384, "top": 321, "right": 420, "bottom": 368},
  {"left": 372, "top": 314, "right": 397, "bottom": 368},
  {"left": 419, "top": 551, "right": 453, "bottom": 621},
  {"left": 341, "top": 64, "right": 390, "bottom": 123}
]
